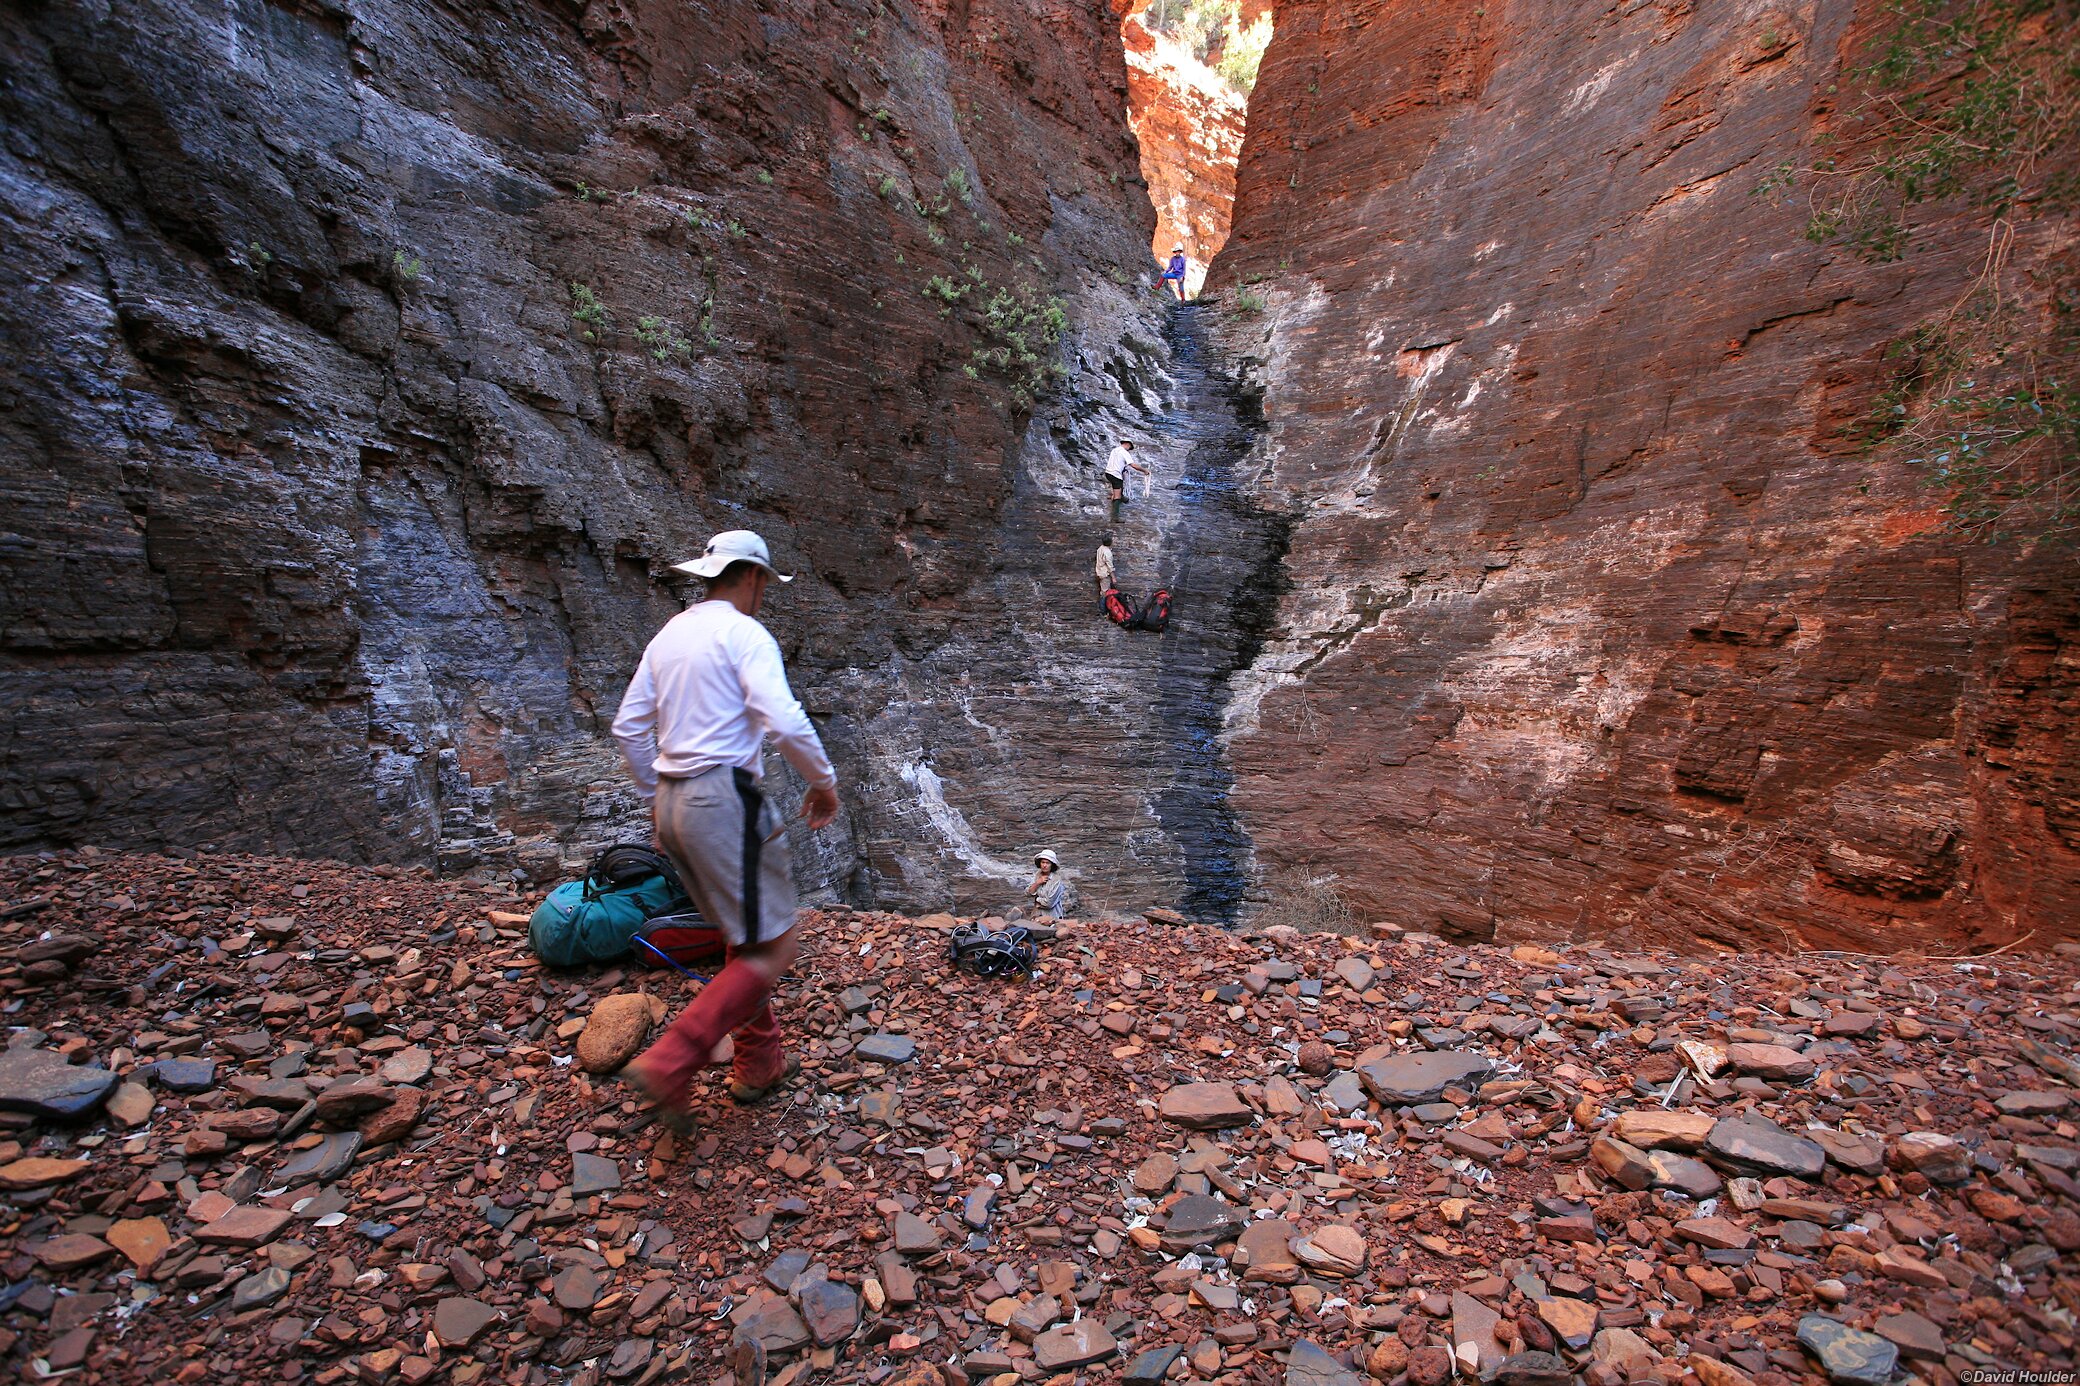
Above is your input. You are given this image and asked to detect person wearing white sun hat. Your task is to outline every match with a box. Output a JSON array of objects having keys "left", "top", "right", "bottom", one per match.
[
  {"left": 1025, "top": 849, "right": 1070, "bottom": 919},
  {"left": 1159, "top": 245, "right": 1189, "bottom": 302},
  {"left": 611, "top": 529, "right": 837, "bottom": 1117}
]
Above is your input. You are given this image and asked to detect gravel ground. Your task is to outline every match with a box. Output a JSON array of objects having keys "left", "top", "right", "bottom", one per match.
[{"left": 0, "top": 849, "right": 2072, "bottom": 1386}]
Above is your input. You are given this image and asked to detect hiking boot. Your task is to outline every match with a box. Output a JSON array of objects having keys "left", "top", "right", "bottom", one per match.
[
  {"left": 729, "top": 1053, "right": 801, "bottom": 1105},
  {"left": 619, "top": 1032, "right": 732, "bottom": 1129}
]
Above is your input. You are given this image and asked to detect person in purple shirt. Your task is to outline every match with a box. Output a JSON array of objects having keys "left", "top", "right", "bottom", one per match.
[{"left": 1159, "top": 245, "right": 1189, "bottom": 302}]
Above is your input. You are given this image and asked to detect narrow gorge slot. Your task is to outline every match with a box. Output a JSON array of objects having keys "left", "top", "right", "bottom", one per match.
[
  {"left": 1147, "top": 309, "right": 1289, "bottom": 924},
  {"left": 1121, "top": 0, "right": 1282, "bottom": 923}
]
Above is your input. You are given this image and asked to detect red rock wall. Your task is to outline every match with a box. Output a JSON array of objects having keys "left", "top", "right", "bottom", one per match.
[
  {"left": 1122, "top": 14, "right": 1247, "bottom": 288},
  {"left": 1213, "top": 0, "right": 2079, "bottom": 949}
]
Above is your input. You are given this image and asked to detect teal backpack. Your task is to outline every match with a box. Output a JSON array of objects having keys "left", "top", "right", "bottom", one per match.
[{"left": 530, "top": 845, "right": 695, "bottom": 967}]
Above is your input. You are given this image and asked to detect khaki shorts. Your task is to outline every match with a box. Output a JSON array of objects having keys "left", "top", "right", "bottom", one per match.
[{"left": 654, "top": 765, "right": 798, "bottom": 948}]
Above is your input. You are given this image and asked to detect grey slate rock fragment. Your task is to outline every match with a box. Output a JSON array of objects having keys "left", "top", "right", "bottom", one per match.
[
  {"left": 856, "top": 1033, "right": 916, "bottom": 1064},
  {"left": 1286, "top": 1339, "right": 1366, "bottom": 1386},
  {"left": 231, "top": 1266, "right": 292, "bottom": 1311},
  {"left": 1159, "top": 1194, "right": 1246, "bottom": 1251},
  {"left": 797, "top": 1276, "right": 859, "bottom": 1346},
  {"left": 1495, "top": 1352, "right": 1573, "bottom": 1386},
  {"left": 0, "top": 1050, "right": 116, "bottom": 1120},
  {"left": 278, "top": 1131, "right": 362, "bottom": 1185},
  {"left": 1355, "top": 1047, "right": 1495, "bottom": 1105},
  {"left": 148, "top": 1058, "right": 218, "bottom": 1093},
  {"left": 1322, "top": 1071, "right": 1368, "bottom": 1113},
  {"left": 1707, "top": 1114, "right": 1826, "bottom": 1179},
  {"left": 1125, "top": 1344, "right": 1187, "bottom": 1384},
  {"left": 570, "top": 1152, "right": 621, "bottom": 1195},
  {"left": 763, "top": 1248, "right": 812, "bottom": 1293},
  {"left": 1796, "top": 1314, "right": 1899, "bottom": 1386}
]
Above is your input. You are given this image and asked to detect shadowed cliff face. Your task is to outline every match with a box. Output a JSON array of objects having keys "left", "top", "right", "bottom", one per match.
[
  {"left": 1212, "top": 0, "right": 2079, "bottom": 948},
  {"left": 0, "top": 0, "right": 1270, "bottom": 914}
]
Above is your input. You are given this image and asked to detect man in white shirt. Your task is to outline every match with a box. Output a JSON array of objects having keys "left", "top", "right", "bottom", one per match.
[
  {"left": 611, "top": 530, "right": 839, "bottom": 1114},
  {"left": 1093, "top": 535, "right": 1115, "bottom": 596},
  {"left": 1103, "top": 439, "right": 1149, "bottom": 523}
]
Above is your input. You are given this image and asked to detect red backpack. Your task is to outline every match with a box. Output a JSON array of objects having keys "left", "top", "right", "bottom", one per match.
[
  {"left": 1102, "top": 587, "right": 1137, "bottom": 625},
  {"left": 1130, "top": 588, "right": 1171, "bottom": 632}
]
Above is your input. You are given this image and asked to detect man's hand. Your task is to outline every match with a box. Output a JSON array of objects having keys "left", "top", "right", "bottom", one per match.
[{"left": 801, "top": 783, "right": 840, "bottom": 831}]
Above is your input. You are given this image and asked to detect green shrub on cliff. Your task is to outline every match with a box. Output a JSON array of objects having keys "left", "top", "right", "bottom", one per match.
[
  {"left": 633, "top": 315, "right": 693, "bottom": 363},
  {"left": 923, "top": 275, "right": 970, "bottom": 309},
  {"left": 569, "top": 283, "right": 610, "bottom": 343},
  {"left": 1759, "top": 0, "right": 2078, "bottom": 543},
  {"left": 971, "top": 286, "right": 1067, "bottom": 406}
]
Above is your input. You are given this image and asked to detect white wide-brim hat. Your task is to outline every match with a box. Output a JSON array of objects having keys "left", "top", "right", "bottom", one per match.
[
  {"left": 671, "top": 529, "right": 794, "bottom": 582},
  {"left": 1034, "top": 849, "right": 1060, "bottom": 867}
]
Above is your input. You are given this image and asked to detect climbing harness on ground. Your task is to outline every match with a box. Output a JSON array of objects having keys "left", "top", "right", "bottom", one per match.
[{"left": 949, "top": 922, "right": 1041, "bottom": 979}]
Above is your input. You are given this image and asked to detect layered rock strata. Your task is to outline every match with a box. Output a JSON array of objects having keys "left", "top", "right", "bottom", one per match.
[
  {"left": 1213, "top": 0, "right": 2078, "bottom": 947},
  {"left": 0, "top": 0, "right": 1283, "bottom": 916}
]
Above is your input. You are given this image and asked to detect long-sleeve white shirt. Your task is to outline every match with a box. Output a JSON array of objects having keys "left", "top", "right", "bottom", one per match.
[{"left": 611, "top": 600, "right": 837, "bottom": 800}]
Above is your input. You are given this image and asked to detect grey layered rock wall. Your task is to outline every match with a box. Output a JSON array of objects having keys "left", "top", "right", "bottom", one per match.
[{"left": 0, "top": 0, "right": 1282, "bottom": 917}]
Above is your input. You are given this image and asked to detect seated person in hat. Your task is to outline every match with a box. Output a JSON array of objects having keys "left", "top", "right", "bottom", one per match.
[{"left": 1025, "top": 850, "right": 1070, "bottom": 919}]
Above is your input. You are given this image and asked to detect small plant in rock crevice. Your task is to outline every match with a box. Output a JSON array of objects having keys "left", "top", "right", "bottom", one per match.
[
  {"left": 392, "top": 249, "right": 424, "bottom": 285},
  {"left": 633, "top": 314, "right": 693, "bottom": 363},
  {"left": 922, "top": 266, "right": 1068, "bottom": 407},
  {"left": 569, "top": 282, "right": 610, "bottom": 343},
  {"left": 970, "top": 284, "right": 1068, "bottom": 406},
  {"left": 1235, "top": 288, "right": 1269, "bottom": 314}
]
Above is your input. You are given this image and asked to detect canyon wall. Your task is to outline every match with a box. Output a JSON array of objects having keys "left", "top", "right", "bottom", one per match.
[
  {"left": 1213, "top": 0, "right": 2079, "bottom": 949},
  {"left": 0, "top": 0, "right": 1281, "bottom": 917},
  {"left": 1121, "top": 14, "right": 1246, "bottom": 294}
]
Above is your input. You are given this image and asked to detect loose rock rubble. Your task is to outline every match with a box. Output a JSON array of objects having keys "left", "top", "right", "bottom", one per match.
[{"left": 0, "top": 850, "right": 2074, "bottom": 1386}]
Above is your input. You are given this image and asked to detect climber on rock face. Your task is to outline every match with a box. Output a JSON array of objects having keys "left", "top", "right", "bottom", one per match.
[
  {"left": 1093, "top": 534, "right": 1116, "bottom": 596},
  {"left": 1104, "top": 438, "right": 1148, "bottom": 523},
  {"left": 1160, "top": 245, "right": 1189, "bottom": 301},
  {"left": 610, "top": 529, "right": 840, "bottom": 1121}
]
